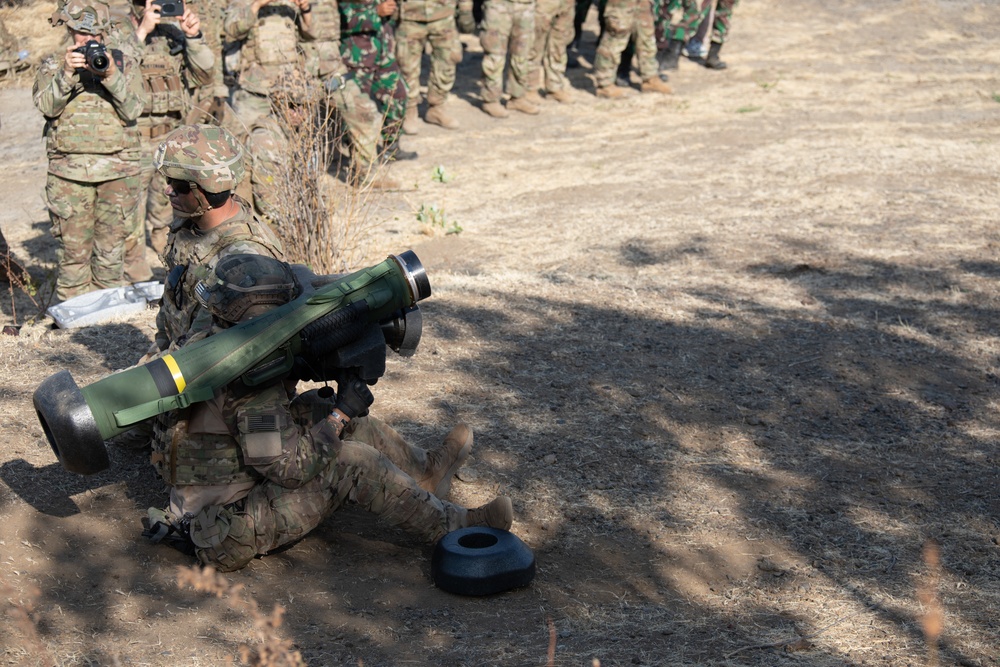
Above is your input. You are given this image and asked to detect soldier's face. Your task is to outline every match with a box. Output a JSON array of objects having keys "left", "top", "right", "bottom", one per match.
[
  {"left": 71, "top": 30, "right": 103, "bottom": 47},
  {"left": 166, "top": 179, "right": 199, "bottom": 214}
]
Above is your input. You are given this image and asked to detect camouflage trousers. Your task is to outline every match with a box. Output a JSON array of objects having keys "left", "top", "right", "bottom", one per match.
[
  {"left": 593, "top": 0, "right": 657, "bottom": 87},
  {"left": 530, "top": 0, "right": 575, "bottom": 93},
  {"left": 341, "top": 31, "right": 408, "bottom": 146},
  {"left": 45, "top": 172, "right": 139, "bottom": 301},
  {"left": 231, "top": 89, "right": 273, "bottom": 132},
  {"left": 124, "top": 127, "right": 180, "bottom": 282},
  {"left": 395, "top": 17, "right": 463, "bottom": 109},
  {"left": 192, "top": 439, "right": 465, "bottom": 571},
  {"left": 655, "top": 0, "right": 737, "bottom": 47},
  {"left": 480, "top": 0, "right": 536, "bottom": 103}
]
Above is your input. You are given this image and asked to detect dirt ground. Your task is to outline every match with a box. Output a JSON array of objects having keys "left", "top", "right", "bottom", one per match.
[{"left": 2, "top": 0, "right": 1000, "bottom": 665}]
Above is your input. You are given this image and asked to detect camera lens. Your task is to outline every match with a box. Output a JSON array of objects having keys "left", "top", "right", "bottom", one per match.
[{"left": 90, "top": 53, "right": 109, "bottom": 71}]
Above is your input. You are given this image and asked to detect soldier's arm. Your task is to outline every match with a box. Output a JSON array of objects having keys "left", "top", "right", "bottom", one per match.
[
  {"left": 184, "top": 34, "right": 217, "bottom": 87},
  {"left": 224, "top": 0, "right": 262, "bottom": 39},
  {"left": 235, "top": 385, "right": 340, "bottom": 488},
  {"left": 31, "top": 56, "right": 77, "bottom": 118},
  {"left": 101, "top": 54, "right": 146, "bottom": 122}
]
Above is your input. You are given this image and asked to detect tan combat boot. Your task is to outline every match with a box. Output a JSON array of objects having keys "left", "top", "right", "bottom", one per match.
[
  {"left": 507, "top": 96, "right": 540, "bottom": 115},
  {"left": 424, "top": 103, "right": 460, "bottom": 130},
  {"left": 481, "top": 101, "right": 509, "bottom": 118},
  {"left": 420, "top": 424, "right": 474, "bottom": 497},
  {"left": 402, "top": 105, "right": 421, "bottom": 134},
  {"left": 596, "top": 85, "right": 629, "bottom": 99},
  {"left": 641, "top": 77, "right": 673, "bottom": 94},
  {"left": 523, "top": 89, "right": 543, "bottom": 105},
  {"left": 463, "top": 496, "right": 514, "bottom": 531},
  {"left": 547, "top": 88, "right": 573, "bottom": 103}
]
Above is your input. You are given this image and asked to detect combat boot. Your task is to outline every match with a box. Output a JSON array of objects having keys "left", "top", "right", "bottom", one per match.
[
  {"left": 596, "top": 85, "right": 629, "bottom": 99},
  {"left": 507, "top": 96, "right": 540, "bottom": 115},
  {"left": 424, "top": 103, "right": 460, "bottom": 130},
  {"left": 641, "top": 77, "right": 673, "bottom": 95},
  {"left": 463, "top": 496, "right": 514, "bottom": 531},
  {"left": 481, "top": 101, "right": 509, "bottom": 118},
  {"left": 547, "top": 88, "right": 573, "bottom": 103},
  {"left": 704, "top": 42, "right": 727, "bottom": 70},
  {"left": 383, "top": 140, "right": 418, "bottom": 161},
  {"left": 658, "top": 38, "right": 683, "bottom": 71},
  {"left": 523, "top": 89, "right": 543, "bottom": 105},
  {"left": 420, "top": 424, "right": 474, "bottom": 498},
  {"left": 402, "top": 106, "right": 421, "bottom": 135}
]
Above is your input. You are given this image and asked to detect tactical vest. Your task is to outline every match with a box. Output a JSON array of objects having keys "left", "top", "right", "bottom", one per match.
[
  {"left": 152, "top": 407, "right": 258, "bottom": 486},
  {"left": 46, "top": 55, "right": 141, "bottom": 155},
  {"left": 140, "top": 30, "right": 188, "bottom": 116},
  {"left": 249, "top": 3, "right": 301, "bottom": 67},
  {"left": 162, "top": 204, "right": 283, "bottom": 344},
  {"left": 301, "top": 0, "right": 343, "bottom": 79}
]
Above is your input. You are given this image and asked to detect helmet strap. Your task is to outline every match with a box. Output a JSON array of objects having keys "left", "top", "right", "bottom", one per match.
[{"left": 173, "top": 185, "right": 212, "bottom": 219}]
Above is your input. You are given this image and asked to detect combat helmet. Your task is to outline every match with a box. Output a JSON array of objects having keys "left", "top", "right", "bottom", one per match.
[
  {"left": 195, "top": 254, "right": 300, "bottom": 324},
  {"left": 154, "top": 124, "right": 246, "bottom": 194},
  {"left": 50, "top": 0, "right": 112, "bottom": 35}
]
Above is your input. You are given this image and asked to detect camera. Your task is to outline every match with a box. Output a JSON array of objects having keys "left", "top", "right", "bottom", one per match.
[
  {"left": 152, "top": 0, "right": 185, "bottom": 17},
  {"left": 74, "top": 40, "right": 110, "bottom": 73}
]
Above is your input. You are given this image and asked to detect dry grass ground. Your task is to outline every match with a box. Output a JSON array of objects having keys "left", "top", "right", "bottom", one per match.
[{"left": 2, "top": 0, "right": 1000, "bottom": 665}]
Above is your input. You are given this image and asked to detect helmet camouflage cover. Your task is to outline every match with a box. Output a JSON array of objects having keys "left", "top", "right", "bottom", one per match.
[
  {"left": 196, "top": 254, "right": 300, "bottom": 323},
  {"left": 153, "top": 124, "right": 246, "bottom": 194},
  {"left": 50, "top": 0, "right": 112, "bottom": 35}
]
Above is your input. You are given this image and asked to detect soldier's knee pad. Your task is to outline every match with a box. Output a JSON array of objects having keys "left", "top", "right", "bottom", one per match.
[{"left": 191, "top": 504, "right": 258, "bottom": 572}]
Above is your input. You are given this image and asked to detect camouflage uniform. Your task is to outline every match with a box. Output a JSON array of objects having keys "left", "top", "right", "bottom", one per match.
[
  {"left": 479, "top": 0, "right": 535, "bottom": 104},
  {"left": 592, "top": 0, "right": 657, "bottom": 89},
  {"left": 656, "top": 0, "right": 735, "bottom": 47},
  {"left": 32, "top": 1, "right": 145, "bottom": 302},
  {"left": 299, "top": 0, "right": 383, "bottom": 168},
  {"left": 394, "top": 0, "right": 468, "bottom": 116},
  {"left": 146, "top": 254, "right": 510, "bottom": 571},
  {"left": 123, "top": 6, "right": 217, "bottom": 282},
  {"left": 224, "top": 0, "right": 315, "bottom": 128},
  {"left": 151, "top": 124, "right": 284, "bottom": 352},
  {"left": 338, "top": 0, "right": 407, "bottom": 146},
  {"left": 529, "top": 0, "right": 574, "bottom": 95},
  {"left": 187, "top": 0, "right": 232, "bottom": 123}
]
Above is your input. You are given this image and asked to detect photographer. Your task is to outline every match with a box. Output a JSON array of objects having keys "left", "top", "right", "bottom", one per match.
[
  {"left": 122, "top": 0, "right": 216, "bottom": 283},
  {"left": 32, "top": 0, "right": 145, "bottom": 302}
]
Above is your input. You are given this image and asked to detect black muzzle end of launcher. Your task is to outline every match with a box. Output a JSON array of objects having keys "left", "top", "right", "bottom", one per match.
[{"left": 33, "top": 370, "right": 109, "bottom": 475}]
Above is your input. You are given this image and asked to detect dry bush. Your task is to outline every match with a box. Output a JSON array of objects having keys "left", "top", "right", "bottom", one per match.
[
  {"left": 177, "top": 565, "right": 306, "bottom": 667},
  {"left": 261, "top": 92, "right": 384, "bottom": 275}
]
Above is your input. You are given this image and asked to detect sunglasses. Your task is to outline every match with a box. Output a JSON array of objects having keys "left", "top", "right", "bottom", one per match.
[{"left": 167, "top": 179, "right": 193, "bottom": 195}]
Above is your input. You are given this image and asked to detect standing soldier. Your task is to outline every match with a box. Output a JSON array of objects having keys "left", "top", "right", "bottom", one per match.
[
  {"left": 656, "top": 0, "right": 736, "bottom": 71},
  {"left": 186, "top": 0, "right": 231, "bottom": 124},
  {"left": 224, "top": 0, "right": 315, "bottom": 128},
  {"left": 337, "top": 0, "right": 415, "bottom": 162},
  {"left": 33, "top": 0, "right": 145, "bottom": 302},
  {"left": 525, "top": 0, "right": 575, "bottom": 103},
  {"left": 591, "top": 0, "right": 671, "bottom": 98},
  {"left": 123, "top": 0, "right": 216, "bottom": 284},
  {"left": 395, "top": 0, "right": 473, "bottom": 132},
  {"left": 478, "top": 0, "right": 536, "bottom": 118}
]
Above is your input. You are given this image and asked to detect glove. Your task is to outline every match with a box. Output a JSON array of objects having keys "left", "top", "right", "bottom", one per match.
[
  {"left": 335, "top": 376, "right": 374, "bottom": 419},
  {"left": 456, "top": 10, "right": 476, "bottom": 34}
]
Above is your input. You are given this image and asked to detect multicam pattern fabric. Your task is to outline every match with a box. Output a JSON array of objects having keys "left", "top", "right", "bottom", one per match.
[
  {"left": 592, "top": 0, "right": 657, "bottom": 87},
  {"left": 479, "top": 0, "right": 535, "bottom": 104},
  {"left": 154, "top": 197, "right": 283, "bottom": 351},
  {"left": 49, "top": 0, "right": 112, "bottom": 35},
  {"left": 395, "top": 15, "right": 463, "bottom": 108},
  {"left": 529, "top": 0, "right": 574, "bottom": 93},
  {"left": 338, "top": 1, "right": 406, "bottom": 145},
  {"left": 153, "top": 124, "right": 246, "bottom": 192},
  {"left": 44, "top": 173, "right": 140, "bottom": 300},
  {"left": 225, "top": 0, "right": 312, "bottom": 97}
]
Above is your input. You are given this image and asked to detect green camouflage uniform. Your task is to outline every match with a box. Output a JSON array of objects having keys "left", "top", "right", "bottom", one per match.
[
  {"left": 124, "top": 17, "right": 217, "bottom": 282},
  {"left": 395, "top": 0, "right": 468, "bottom": 110},
  {"left": 655, "top": 0, "right": 736, "bottom": 48},
  {"left": 529, "top": 0, "right": 574, "bottom": 94},
  {"left": 479, "top": 0, "right": 535, "bottom": 104},
  {"left": 33, "top": 44, "right": 145, "bottom": 301},
  {"left": 299, "top": 0, "right": 382, "bottom": 167},
  {"left": 154, "top": 198, "right": 284, "bottom": 351},
  {"left": 224, "top": 0, "right": 315, "bottom": 128},
  {"left": 152, "top": 382, "right": 475, "bottom": 571},
  {"left": 338, "top": 0, "right": 407, "bottom": 146},
  {"left": 592, "top": 0, "right": 657, "bottom": 88}
]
